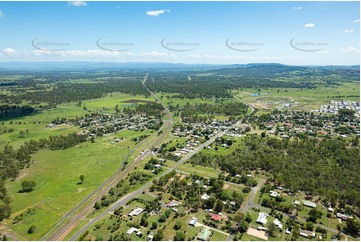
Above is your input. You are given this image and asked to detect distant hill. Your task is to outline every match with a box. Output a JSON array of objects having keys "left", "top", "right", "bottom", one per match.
[{"left": 0, "top": 62, "right": 358, "bottom": 75}]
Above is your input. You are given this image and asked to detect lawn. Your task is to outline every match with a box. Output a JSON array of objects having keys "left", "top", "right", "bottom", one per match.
[
  {"left": 210, "top": 231, "right": 228, "bottom": 241},
  {"left": 234, "top": 82, "right": 360, "bottom": 111},
  {"left": 6, "top": 137, "right": 135, "bottom": 240},
  {"left": 178, "top": 163, "right": 220, "bottom": 178},
  {"left": 0, "top": 93, "right": 153, "bottom": 149}
]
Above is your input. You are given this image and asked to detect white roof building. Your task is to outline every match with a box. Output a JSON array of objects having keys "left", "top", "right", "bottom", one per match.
[
  {"left": 127, "top": 227, "right": 139, "bottom": 235},
  {"left": 303, "top": 200, "right": 317, "bottom": 208},
  {"left": 273, "top": 219, "right": 283, "bottom": 229},
  {"left": 270, "top": 191, "right": 280, "bottom": 198},
  {"left": 189, "top": 217, "right": 198, "bottom": 226},
  {"left": 129, "top": 207, "right": 144, "bottom": 216},
  {"left": 201, "top": 194, "right": 210, "bottom": 200},
  {"left": 256, "top": 212, "right": 268, "bottom": 225}
]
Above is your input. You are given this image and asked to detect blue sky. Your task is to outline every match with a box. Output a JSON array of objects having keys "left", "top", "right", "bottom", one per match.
[{"left": 0, "top": 1, "right": 359, "bottom": 65}]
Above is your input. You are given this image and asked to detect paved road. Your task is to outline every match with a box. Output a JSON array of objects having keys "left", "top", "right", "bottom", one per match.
[
  {"left": 234, "top": 95, "right": 256, "bottom": 114},
  {"left": 241, "top": 178, "right": 266, "bottom": 213},
  {"left": 45, "top": 74, "right": 173, "bottom": 241},
  {"left": 70, "top": 121, "right": 242, "bottom": 240}
]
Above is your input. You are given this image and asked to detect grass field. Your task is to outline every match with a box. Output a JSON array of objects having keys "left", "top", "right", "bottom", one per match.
[
  {"left": 234, "top": 82, "right": 360, "bottom": 111},
  {"left": 0, "top": 93, "right": 153, "bottom": 149},
  {"left": 2, "top": 93, "right": 158, "bottom": 240},
  {"left": 6, "top": 139, "right": 132, "bottom": 240},
  {"left": 178, "top": 163, "right": 220, "bottom": 178}
]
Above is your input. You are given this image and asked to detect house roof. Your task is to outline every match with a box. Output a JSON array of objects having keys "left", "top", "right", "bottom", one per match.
[
  {"left": 303, "top": 200, "right": 317, "bottom": 208},
  {"left": 166, "top": 200, "right": 182, "bottom": 207},
  {"left": 210, "top": 213, "right": 222, "bottom": 221},
  {"left": 256, "top": 212, "right": 268, "bottom": 225},
  {"left": 198, "top": 228, "right": 212, "bottom": 241}
]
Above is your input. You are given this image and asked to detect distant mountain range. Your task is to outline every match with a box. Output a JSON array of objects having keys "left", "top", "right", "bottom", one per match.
[{"left": 0, "top": 62, "right": 359, "bottom": 72}]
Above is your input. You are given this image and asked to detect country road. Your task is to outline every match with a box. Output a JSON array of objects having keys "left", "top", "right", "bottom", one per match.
[
  {"left": 241, "top": 178, "right": 266, "bottom": 213},
  {"left": 70, "top": 120, "right": 243, "bottom": 240},
  {"left": 44, "top": 74, "right": 173, "bottom": 241}
]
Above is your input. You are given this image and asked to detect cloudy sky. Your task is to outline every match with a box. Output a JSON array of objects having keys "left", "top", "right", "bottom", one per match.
[{"left": 0, "top": 1, "right": 359, "bottom": 65}]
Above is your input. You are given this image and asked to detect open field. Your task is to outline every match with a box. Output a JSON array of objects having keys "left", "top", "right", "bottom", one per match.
[
  {"left": 6, "top": 141, "right": 129, "bottom": 240},
  {"left": 178, "top": 163, "right": 220, "bottom": 178},
  {"left": 0, "top": 93, "right": 153, "bottom": 149},
  {"left": 234, "top": 82, "right": 360, "bottom": 111},
  {"left": 2, "top": 93, "right": 157, "bottom": 240}
]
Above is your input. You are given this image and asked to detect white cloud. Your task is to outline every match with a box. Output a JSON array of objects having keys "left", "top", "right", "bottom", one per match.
[
  {"left": 2, "top": 48, "right": 18, "bottom": 54},
  {"left": 304, "top": 23, "right": 315, "bottom": 28},
  {"left": 146, "top": 9, "right": 170, "bottom": 16},
  {"left": 68, "top": 1, "right": 87, "bottom": 7},
  {"left": 353, "top": 19, "right": 360, "bottom": 23},
  {"left": 293, "top": 7, "right": 303, "bottom": 10},
  {"left": 0, "top": 10, "right": 4, "bottom": 17},
  {"left": 339, "top": 47, "right": 360, "bottom": 53},
  {"left": 342, "top": 29, "right": 354, "bottom": 33}
]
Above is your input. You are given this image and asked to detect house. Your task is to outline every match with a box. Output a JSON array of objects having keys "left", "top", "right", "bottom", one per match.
[
  {"left": 166, "top": 200, "right": 182, "bottom": 207},
  {"left": 210, "top": 213, "right": 222, "bottom": 221},
  {"left": 257, "top": 226, "right": 266, "bottom": 231},
  {"left": 154, "top": 164, "right": 161, "bottom": 169},
  {"left": 303, "top": 200, "right": 317, "bottom": 208},
  {"left": 328, "top": 207, "right": 334, "bottom": 212},
  {"left": 270, "top": 191, "right": 280, "bottom": 198},
  {"left": 189, "top": 217, "right": 198, "bottom": 226},
  {"left": 147, "top": 233, "right": 154, "bottom": 241},
  {"left": 129, "top": 207, "right": 144, "bottom": 216},
  {"left": 256, "top": 212, "right": 268, "bottom": 225},
  {"left": 299, "top": 229, "right": 315, "bottom": 238},
  {"left": 197, "top": 227, "right": 212, "bottom": 241},
  {"left": 273, "top": 219, "right": 283, "bottom": 229},
  {"left": 336, "top": 213, "right": 353, "bottom": 221},
  {"left": 201, "top": 194, "right": 210, "bottom": 200},
  {"left": 293, "top": 200, "right": 301, "bottom": 205},
  {"left": 126, "top": 227, "right": 139, "bottom": 235}
]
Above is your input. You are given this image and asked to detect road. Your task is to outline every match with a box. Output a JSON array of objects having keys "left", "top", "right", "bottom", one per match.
[
  {"left": 44, "top": 74, "right": 173, "bottom": 241},
  {"left": 234, "top": 95, "right": 256, "bottom": 114},
  {"left": 240, "top": 178, "right": 266, "bottom": 213},
  {"left": 70, "top": 120, "right": 242, "bottom": 240}
]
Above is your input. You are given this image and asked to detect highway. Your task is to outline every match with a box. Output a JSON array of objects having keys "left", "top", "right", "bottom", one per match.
[
  {"left": 70, "top": 120, "right": 242, "bottom": 240},
  {"left": 44, "top": 74, "right": 173, "bottom": 241}
]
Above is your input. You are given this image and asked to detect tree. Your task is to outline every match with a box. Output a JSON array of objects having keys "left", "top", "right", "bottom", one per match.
[
  {"left": 140, "top": 214, "right": 148, "bottom": 227},
  {"left": 20, "top": 180, "right": 36, "bottom": 193},
  {"left": 94, "top": 201, "right": 101, "bottom": 210},
  {"left": 238, "top": 220, "right": 249, "bottom": 233},
  {"left": 214, "top": 199, "right": 224, "bottom": 213},
  {"left": 291, "top": 226, "right": 300, "bottom": 240},
  {"left": 174, "top": 232, "right": 185, "bottom": 241},
  {"left": 151, "top": 221, "right": 158, "bottom": 230},
  {"left": 267, "top": 222, "right": 277, "bottom": 237},
  {"left": 173, "top": 221, "right": 182, "bottom": 230},
  {"left": 18, "top": 130, "right": 26, "bottom": 138},
  {"left": 153, "top": 229, "right": 164, "bottom": 241},
  {"left": 305, "top": 221, "right": 314, "bottom": 231},
  {"left": 79, "top": 175, "right": 85, "bottom": 184},
  {"left": 344, "top": 219, "right": 360, "bottom": 237},
  {"left": 27, "top": 225, "right": 36, "bottom": 234}
]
